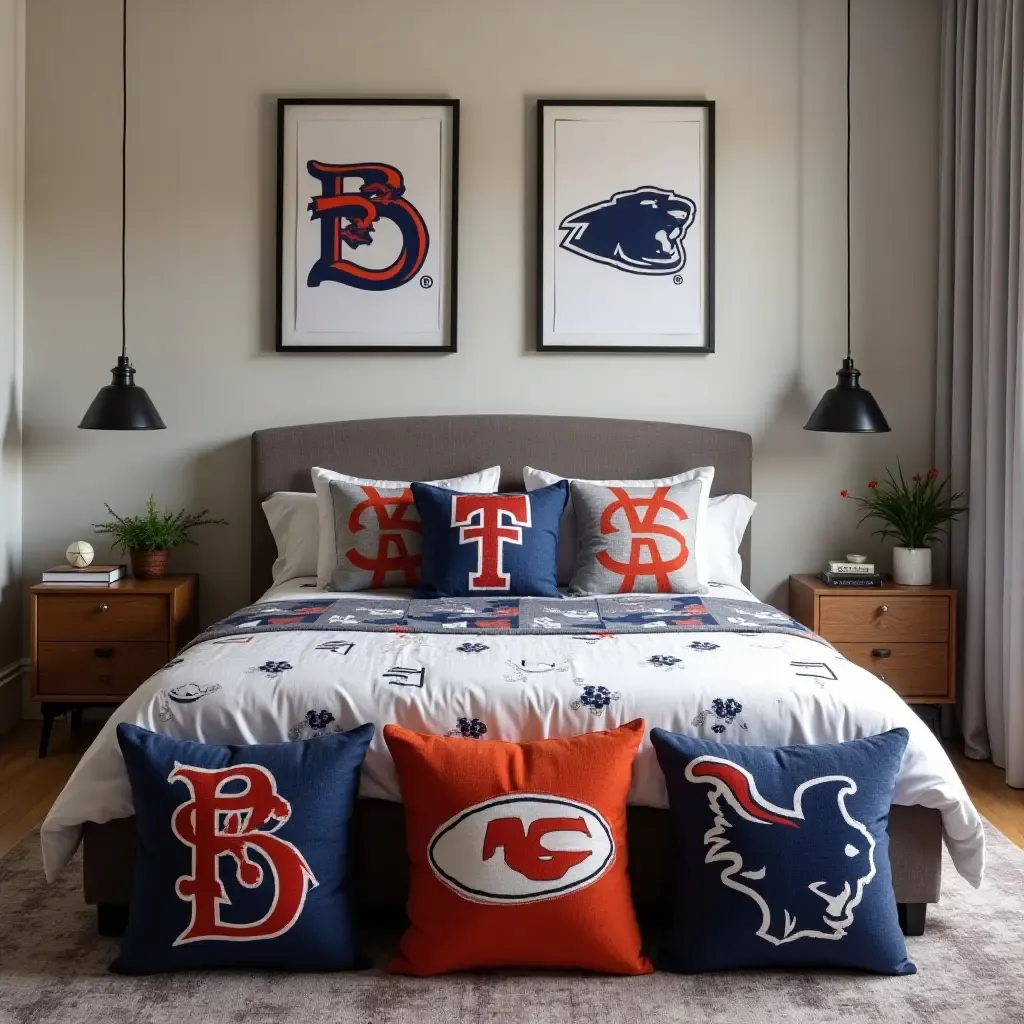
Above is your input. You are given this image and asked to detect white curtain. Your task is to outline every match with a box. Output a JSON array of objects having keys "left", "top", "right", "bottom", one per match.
[{"left": 936, "top": 0, "right": 1024, "bottom": 786}]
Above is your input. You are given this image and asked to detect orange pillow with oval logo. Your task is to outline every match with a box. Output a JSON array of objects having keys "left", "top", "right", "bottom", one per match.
[{"left": 383, "top": 719, "right": 652, "bottom": 976}]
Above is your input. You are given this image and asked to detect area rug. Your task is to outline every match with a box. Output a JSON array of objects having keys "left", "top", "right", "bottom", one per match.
[{"left": 1, "top": 822, "right": 1021, "bottom": 1024}]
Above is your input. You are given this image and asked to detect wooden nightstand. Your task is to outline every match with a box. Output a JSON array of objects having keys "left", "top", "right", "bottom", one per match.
[
  {"left": 30, "top": 575, "right": 198, "bottom": 756},
  {"left": 789, "top": 574, "right": 956, "bottom": 704}
]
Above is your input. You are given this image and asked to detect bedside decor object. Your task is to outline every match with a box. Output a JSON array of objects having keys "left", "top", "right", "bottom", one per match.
[
  {"left": 537, "top": 99, "right": 714, "bottom": 353},
  {"left": 804, "top": 0, "right": 888, "bottom": 433},
  {"left": 829, "top": 557, "right": 874, "bottom": 574},
  {"left": 841, "top": 468, "right": 967, "bottom": 586},
  {"left": 276, "top": 98, "right": 459, "bottom": 352},
  {"left": 93, "top": 495, "right": 227, "bottom": 579},
  {"left": 819, "top": 570, "right": 883, "bottom": 588},
  {"left": 42, "top": 563, "right": 126, "bottom": 585},
  {"left": 65, "top": 541, "right": 95, "bottom": 568},
  {"left": 789, "top": 573, "right": 957, "bottom": 704},
  {"left": 78, "top": 0, "right": 164, "bottom": 431},
  {"left": 30, "top": 575, "right": 198, "bottom": 756}
]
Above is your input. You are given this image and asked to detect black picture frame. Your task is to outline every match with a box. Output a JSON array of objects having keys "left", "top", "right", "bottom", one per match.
[
  {"left": 536, "top": 99, "right": 715, "bottom": 354},
  {"left": 276, "top": 97, "right": 460, "bottom": 353}
]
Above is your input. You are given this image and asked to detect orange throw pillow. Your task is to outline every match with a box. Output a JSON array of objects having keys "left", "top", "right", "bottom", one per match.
[{"left": 383, "top": 719, "right": 652, "bottom": 976}]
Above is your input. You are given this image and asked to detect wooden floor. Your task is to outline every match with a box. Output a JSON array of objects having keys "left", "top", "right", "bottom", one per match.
[{"left": 1, "top": 718, "right": 1023, "bottom": 860}]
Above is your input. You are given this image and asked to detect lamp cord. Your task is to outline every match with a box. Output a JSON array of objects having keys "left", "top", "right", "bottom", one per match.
[
  {"left": 846, "top": 0, "right": 851, "bottom": 361},
  {"left": 121, "top": 0, "right": 127, "bottom": 362}
]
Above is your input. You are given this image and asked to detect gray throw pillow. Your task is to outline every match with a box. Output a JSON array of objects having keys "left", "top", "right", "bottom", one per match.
[
  {"left": 329, "top": 479, "right": 425, "bottom": 591},
  {"left": 569, "top": 479, "right": 706, "bottom": 595}
]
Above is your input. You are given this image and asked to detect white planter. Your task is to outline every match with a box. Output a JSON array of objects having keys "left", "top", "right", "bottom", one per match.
[{"left": 893, "top": 546, "right": 932, "bottom": 586}]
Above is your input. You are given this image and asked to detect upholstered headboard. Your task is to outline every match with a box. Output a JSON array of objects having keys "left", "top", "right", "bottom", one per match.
[{"left": 250, "top": 415, "right": 753, "bottom": 600}]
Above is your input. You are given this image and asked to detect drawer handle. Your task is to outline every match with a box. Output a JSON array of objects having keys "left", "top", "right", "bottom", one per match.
[
  {"left": 93, "top": 647, "right": 115, "bottom": 659},
  {"left": 878, "top": 604, "right": 889, "bottom": 615},
  {"left": 871, "top": 648, "right": 892, "bottom": 659},
  {"left": 98, "top": 603, "right": 109, "bottom": 613}
]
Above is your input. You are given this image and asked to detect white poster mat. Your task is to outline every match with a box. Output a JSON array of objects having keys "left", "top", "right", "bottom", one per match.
[
  {"left": 541, "top": 106, "right": 709, "bottom": 348},
  {"left": 280, "top": 105, "right": 453, "bottom": 348}
]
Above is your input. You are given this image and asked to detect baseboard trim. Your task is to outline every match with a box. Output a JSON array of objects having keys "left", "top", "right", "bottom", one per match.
[
  {"left": 0, "top": 658, "right": 27, "bottom": 735},
  {"left": 0, "top": 658, "right": 28, "bottom": 690}
]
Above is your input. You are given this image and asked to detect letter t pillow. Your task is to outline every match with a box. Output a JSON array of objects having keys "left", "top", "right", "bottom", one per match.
[{"left": 383, "top": 720, "right": 652, "bottom": 976}]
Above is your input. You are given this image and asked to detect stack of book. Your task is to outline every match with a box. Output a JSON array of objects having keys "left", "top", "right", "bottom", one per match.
[
  {"left": 40, "top": 564, "right": 127, "bottom": 585},
  {"left": 818, "top": 559, "right": 883, "bottom": 588}
]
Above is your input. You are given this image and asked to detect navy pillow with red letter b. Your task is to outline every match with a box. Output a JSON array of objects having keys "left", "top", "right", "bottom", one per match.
[
  {"left": 412, "top": 480, "right": 568, "bottom": 598},
  {"left": 112, "top": 722, "right": 373, "bottom": 974},
  {"left": 650, "top": 728, "right": 915, "bottom": 975}
]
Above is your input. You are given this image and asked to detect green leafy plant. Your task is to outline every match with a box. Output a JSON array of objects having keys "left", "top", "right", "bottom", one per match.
[
  {"left": 841, "top": 466, "right": 967, "bottom": 548},
  {"left": 93, "top": 494, "right": 227, "bottom": 553}
]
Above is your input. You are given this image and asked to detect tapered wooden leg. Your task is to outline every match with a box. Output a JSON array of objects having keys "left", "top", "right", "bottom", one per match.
[
  {"left": 38, "top": 706, "right": 57, "bottom": 758},
  {"left": 898, "top": 902, "right": 927, "bottom": 936}
]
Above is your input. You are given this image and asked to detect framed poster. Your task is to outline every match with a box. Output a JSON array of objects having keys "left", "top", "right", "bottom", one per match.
[
  {"left": 276, "top": 98, "right": 459, "bottom": 352},
  {"left": 537, "top": 100, "right": 714, "bottom": 353}
]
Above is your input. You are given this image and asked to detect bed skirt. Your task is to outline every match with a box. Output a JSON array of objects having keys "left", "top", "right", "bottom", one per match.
[{"left": 80, "top": 800, "right": 943, "bottom": 923}]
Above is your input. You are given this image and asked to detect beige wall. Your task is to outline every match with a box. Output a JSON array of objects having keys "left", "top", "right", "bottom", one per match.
[
  {"left": 23, "top": 0, "right": 940, "bottom": 627},
  {"left": 0, "top": 0, "right": 23, "bottom": 731}
]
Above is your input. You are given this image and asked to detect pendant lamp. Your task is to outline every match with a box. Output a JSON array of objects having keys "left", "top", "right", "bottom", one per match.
[
  {"left": 804, "top": 0, "right": 889, "bottom": 434},
  {"left": 79, "top": 0, "right": 164, "bottom": 430}
]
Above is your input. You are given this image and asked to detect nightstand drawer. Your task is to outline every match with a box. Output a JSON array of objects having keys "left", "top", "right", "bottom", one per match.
[
  {"left": 36, "top": 595, "right": 168, "bottom": 642},
  {"left": 835, "top": 642, "right": 951, "bottom": 699},
  {"left": 35, "top": 641, "right": 168, "bottom": 698},
  {"left": 818, "top": 595, "right": 950, "bottom": 643}
]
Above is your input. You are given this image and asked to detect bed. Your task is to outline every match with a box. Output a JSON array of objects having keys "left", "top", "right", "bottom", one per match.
[{"left": 41, "top": 415, "right": 983, "bottom": 937}]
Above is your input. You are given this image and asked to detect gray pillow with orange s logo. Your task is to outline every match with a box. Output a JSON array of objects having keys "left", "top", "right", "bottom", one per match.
[{"left": 568, "top": 476, "right": 709, "bottom": 595}]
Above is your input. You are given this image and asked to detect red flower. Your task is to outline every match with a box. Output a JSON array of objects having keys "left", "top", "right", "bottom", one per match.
[
  {"left": 928, "top": 468, "right": 941, "bottom": 479},
  {"left": 868, "top": 480, "right": 878, "bottom": 489},
  {"left": 840, "top": 489, "right": 849, "bottom": 498},
  {"left": 913, "top": 474, "right": 922, "bottom": 483}
]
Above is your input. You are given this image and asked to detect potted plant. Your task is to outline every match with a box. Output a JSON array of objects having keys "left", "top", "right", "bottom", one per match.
[
  {"left": 841, "top": 467, "right": 967, "bottom": 585},
  {"left": 93, "top": 495, "right": 227, "bottom": 579}
]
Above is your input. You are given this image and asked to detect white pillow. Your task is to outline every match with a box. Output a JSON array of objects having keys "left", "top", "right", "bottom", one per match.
[
  {"left": 262, "top": 491, "right": 319, "bottom": 586},
  {"left": 312, "top": 466, "right": 502, "bottom": 587},
  {"left": 523, "top": 465, "right": 715, "bottom": 587},
  {"left": 704, "top": 493, "right": 757, "bottom": 588}
]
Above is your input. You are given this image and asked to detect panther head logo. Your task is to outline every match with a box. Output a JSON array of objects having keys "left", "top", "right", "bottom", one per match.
[
  {"left": 684, "top": 755, "right": 876, "bottom": 944},
  {"left": 558, "top": 187, "right": 697, "bottom": 275}
]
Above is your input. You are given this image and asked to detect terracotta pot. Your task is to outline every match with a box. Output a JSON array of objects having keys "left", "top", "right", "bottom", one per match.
[{"left": 130, "top": 548, "right": 170, "bottom": 579}]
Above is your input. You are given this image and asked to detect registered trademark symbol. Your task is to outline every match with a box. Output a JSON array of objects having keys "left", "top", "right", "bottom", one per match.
[
  {"left": 420, "top": 275, "right": 434, "bottom": 289},
  {"left": 672, "top": 274, "right": 683, "bottom": 286}
]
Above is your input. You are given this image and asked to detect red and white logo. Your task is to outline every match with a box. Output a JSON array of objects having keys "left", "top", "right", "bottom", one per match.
[
  {"left": 428, "top": 794, "right": 614, "bottom": 904},
  {"left": 169, "top": 763, "right": 317, "bottom": 945},
  {"left": 451, "top": 495, "right": 532, "bottom": 591},
  {"left": 346, "top": 485, "right": 422, "bottom": 587},
  {"left": 598, "top": 487, "right": 690, "bottom": 593}
]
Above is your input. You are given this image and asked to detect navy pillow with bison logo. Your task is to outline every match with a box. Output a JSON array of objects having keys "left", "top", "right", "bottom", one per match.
[{"left": 651, "top": 728, "right": 915, "bottom": 974}]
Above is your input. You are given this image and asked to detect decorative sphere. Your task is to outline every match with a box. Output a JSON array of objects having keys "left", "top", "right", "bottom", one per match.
[{"left": 66, "top": 541, "right": 95, "bottom": 568}]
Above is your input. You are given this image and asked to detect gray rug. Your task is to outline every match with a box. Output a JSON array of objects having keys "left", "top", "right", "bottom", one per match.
[{"left": 1, "top": 823, "right": 1022, "bottom": 1024}]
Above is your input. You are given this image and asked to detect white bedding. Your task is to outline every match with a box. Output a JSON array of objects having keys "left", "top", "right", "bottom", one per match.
[{"left": 40, "top": 579, "right": 985, "bottom": 887}]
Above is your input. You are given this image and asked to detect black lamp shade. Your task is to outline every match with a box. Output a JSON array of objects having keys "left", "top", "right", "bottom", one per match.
[
  {"left": 804, "top": 357, "right": 890, "bottom": 433},
  {"left": 78, "top": 356, "right": 165, "bottom": 430}
]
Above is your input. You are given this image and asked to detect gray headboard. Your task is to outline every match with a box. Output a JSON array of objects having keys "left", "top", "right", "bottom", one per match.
[{"left": 250, "top": 415, "right": 753, "bottom": 600}]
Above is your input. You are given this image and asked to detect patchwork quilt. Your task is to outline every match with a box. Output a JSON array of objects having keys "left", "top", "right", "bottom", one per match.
[{"left": 40, "top": 583, "right": 985, "bottom": 889}]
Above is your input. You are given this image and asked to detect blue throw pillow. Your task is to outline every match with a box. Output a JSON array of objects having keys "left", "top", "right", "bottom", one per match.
[
  {"left": 650, "top": 728, "right": 915, "bottom": 975},
  {"left": 412, "top": 479, "right": 568, "bottom": 598},
  {"left": 112, "top": 722, "right": 374, "bottom": 974}
]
